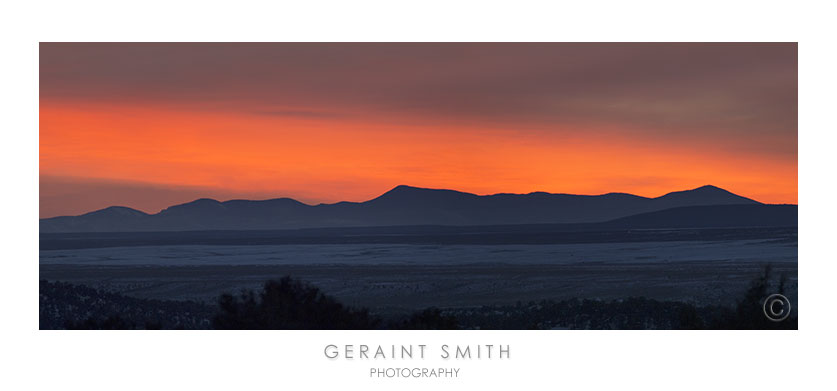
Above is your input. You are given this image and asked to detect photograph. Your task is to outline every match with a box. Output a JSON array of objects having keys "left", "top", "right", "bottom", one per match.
[{"left": 38, "top": 42, "right": 798, "bottom": 330}]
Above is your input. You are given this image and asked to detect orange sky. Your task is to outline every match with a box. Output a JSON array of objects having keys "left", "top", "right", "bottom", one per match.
[
  {"left": 39, "top": 100, "right": 796, "bottom": 217},
  {"left": 39, "top": 43, "right": 797, "bottom": 218}
]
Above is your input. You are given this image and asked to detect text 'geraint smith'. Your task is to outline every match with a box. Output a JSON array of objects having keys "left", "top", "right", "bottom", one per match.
[{"left": 324, "top": 344, "right": 510, "bottom": 359}]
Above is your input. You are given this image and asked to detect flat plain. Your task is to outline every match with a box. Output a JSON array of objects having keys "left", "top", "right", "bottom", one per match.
[{"left": 40, "top": 227, "right": 798, "bottom": 314}]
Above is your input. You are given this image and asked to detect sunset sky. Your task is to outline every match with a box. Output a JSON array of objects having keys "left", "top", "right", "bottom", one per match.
[{"left": 39, "top": 43, "right": 797, "bottom": 218}]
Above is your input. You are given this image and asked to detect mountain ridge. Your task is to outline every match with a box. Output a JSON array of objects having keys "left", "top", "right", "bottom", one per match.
[{"left": 40, "top": 185, "right": 771, "bottom": 233}]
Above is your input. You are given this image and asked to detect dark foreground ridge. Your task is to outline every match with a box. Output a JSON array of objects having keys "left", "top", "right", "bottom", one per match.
[
  {"left": 40, "top": 184, "right": 768, "bottom": 233},
  {"left": 40, "top": 268, "right": 796, "bottom": 330}
]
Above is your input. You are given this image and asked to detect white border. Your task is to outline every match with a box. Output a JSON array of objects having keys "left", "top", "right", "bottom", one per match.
[{"left": 4, "top": 1, "right": 835, "bottom": 390}]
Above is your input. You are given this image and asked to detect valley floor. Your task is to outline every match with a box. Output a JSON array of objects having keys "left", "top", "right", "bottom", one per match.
[{"left": 40, "top": 235, "right": 798, "bottom": 315}]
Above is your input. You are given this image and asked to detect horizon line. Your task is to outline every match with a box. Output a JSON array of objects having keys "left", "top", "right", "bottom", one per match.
[{"left": 40, "top": 183, "right": 781, "bottom": 219}]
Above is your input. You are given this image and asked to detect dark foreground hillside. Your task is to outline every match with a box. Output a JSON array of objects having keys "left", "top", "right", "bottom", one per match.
[
  {"left": 39, "top": 267, "right": 796, "bottom": 330},
  {"left": 39, "top": 281, "right": 214, "bottom": 329}
]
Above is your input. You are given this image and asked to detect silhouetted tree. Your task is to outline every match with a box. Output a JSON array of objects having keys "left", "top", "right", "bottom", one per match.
[
  {"left": 676, "top": 305, "right": 704, "bottom": 329},
  {"left": 212, "top": 276, "right": 381, "bottom": 329},
  {"left": 391, "top": 307, "right": 458, "bottom": 329},
  {"left": 711, "top": 264, "right": 797, "bottom": 329}
]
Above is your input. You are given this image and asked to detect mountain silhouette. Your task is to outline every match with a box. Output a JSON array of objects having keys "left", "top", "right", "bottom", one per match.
[
  {"left": 604, "top": 204, "right": 797, "bottom": 229},
  {"left": 40, "top": 185, "right": 766, "bottom": 233}
]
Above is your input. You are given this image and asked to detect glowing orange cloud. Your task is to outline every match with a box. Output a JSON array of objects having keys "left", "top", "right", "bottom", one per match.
[{"left": 39, "top": 101, "right": 797, "bottom": 217}]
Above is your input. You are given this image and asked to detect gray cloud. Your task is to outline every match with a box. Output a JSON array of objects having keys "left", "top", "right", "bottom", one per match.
[{"left": 40, "top": 42, "right": 797, "bottom": 157}]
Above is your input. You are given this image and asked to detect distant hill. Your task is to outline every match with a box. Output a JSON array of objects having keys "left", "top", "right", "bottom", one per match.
[
  {"left": 604, "top": 204, "right": 797, "bottom": 229},
  {"left": 40, "top": 184, "right": 765, "bottom": 233}
]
